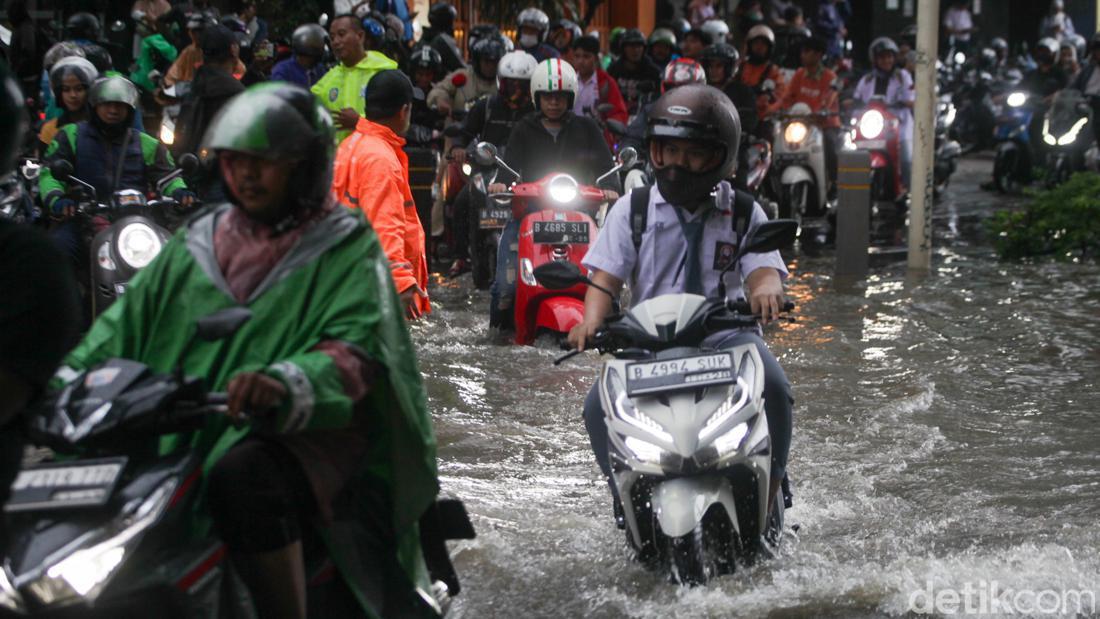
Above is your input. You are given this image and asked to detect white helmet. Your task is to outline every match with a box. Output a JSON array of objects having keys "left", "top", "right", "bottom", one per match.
[
  {"left": 530, "top": 58, "right": 578, "bottom": 107},
  {"left": 498, "top": 51, "right": 537, "bottom": 84},
  {"left": 700, "top": 19, "right": 730, "bottom": 45},
  {"left": 517, "top": 7, "right": 550, "bottom": 38},
  {"left": 746, "top": 24, "right": 775, "bottom": 46}
]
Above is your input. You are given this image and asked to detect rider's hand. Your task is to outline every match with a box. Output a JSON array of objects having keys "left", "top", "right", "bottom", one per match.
[
  {"left": 487, "top": 182, "right": 508, "bottom": 194},
  {"left": 748, "top": 275, "right": 786, "bottom": 325},
  {"left": 435, "top": 100, "right": 452, "bottom": 117},
  {"left": 567, "top": 319, "right": 600, "bottom": 352},
  {"left": 335, "top": 107, "right": 360, "bottom": 129},
  {"left": 450, "top": 147, "right": 466, "bottom": 165},
  {"left": 227, "top": 372, "right": 288, "bottom": 420},
  {"left": 172, "top": 189, "right": 196, "bottom": 208},
  {"left": 51, "top": 198, "right": 77, "bottom": 218},
  {"left": 602, "top": 189, "right": 620, "bottom": 202},
  {"left": 399, "top": 284, "right": 429, "bottom": 321}
]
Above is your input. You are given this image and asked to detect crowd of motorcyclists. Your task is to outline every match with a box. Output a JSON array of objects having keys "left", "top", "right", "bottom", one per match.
[{"left": 6, "top": 0, "right": 1100, "bottom": 615}]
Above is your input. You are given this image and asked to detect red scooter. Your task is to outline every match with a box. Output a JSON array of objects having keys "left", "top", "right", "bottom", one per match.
[
  {"left": 851, "top": 95, "right": 905, "bottom": 201},
  {"left": 476, "top": 143, "right": 637, "bottom": 345}
]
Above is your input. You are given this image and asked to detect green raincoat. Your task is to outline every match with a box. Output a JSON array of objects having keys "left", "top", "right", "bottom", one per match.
[
  {"left": 59, "top": 203, "right": 439, "bottom": 616},
  {"left": 310, "top": 51, "right": 398, "bottom": 145}
]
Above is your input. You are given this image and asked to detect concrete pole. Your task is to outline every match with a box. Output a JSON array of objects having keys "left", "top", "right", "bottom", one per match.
[{"left": 908, "top": 0, "right": 940, "bottom": 272}]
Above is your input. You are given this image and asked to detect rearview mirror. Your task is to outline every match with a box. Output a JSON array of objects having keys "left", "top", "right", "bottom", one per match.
[
  {"left": 533, "top": 261, "right": 588, "bottom": 290},
  {"left": 473, "top": 141, "right": 498, "bottom": 167},
  {"left": 740, "top": 219, "right": 799, "bottom": 256},
  {"left": 49, "top": 159, "right": 74, "bottom": 181},
  {"left": 195, "top": 307, "right": 253, "bottom": 342},
  {"left": 178, "top": 153, "right": 199, "bottom": 174},
  {"left": 318, "top": 13, "right": 329, "bottom": 27},
  {"left": 617, "top": 147, "right": 638, "bottom": 169}
]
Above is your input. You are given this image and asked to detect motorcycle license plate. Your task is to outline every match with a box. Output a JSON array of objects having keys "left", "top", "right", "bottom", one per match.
[
  {"left": 532, "top": 220, "right": 589, "bottom": 245},
  {"left": 5, "top": 457, "right": 127, "bottom": 513},
  {"left": 479, "top": 207, "right": 510, "bottom": 229},
  {"left": 624, "top": 352, "right": 736, "bottom": 396},
  {"left": 855, "top": 139, "right": 886, "bottom": 150}
]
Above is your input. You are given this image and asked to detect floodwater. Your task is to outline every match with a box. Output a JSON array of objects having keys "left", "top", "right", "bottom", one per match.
[{"left": 412, "top": 159, "right": 1100, "bottom": 618}]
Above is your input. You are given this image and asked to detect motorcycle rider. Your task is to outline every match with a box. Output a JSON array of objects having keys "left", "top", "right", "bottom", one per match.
[
  {"left": 570, "top": 35, "right": 629, "bottom": 148},
  {"left": 622, "top": 58, "right": 708, "bottom": 156},
  {"left": 776, "top": 36, "right": 841, "bottom": 194},
  {"left": 446, "top": 50, "right": 537, "bottom": 278},
  {"left": 427, "top": 36, "right": 504, "bottom": 119},
  {"left": 0, "top": 61, "right": 81, "bottom": 526},
  {"left": 646, "top": 27, "right": 679, "bottom": 70},
  {"left": 310, "top": 14, "right": 399, "bottom": 145},
  {"left": 737, "top": 24, "right": 787, "bottom": 133},
  {"left": 516, "top": 8, "right": 560, "bottom": 62},
  {"left": 38, "top": 57, "right": 99, "bottom": 152},
  {"left": 39, "top": 76, "right": 194, "bottom": 266},
  {"left": 1071, "top": 33, "right": 1100, "bottom": 150},
  {"left": 54, "top": 81, "right": 439, "bottom": 619},
  {"left": 608, "top": 28, "right": 663, "bottom": 116},
  {"left": 420, "top": 2, "right": 465, "bottom": 74},
  {"left": 1018, "top": 37, "right": 1068, "bottom": 166},
  {"left": 679, "top": 27, "right": 711, "bottom": 60},
  {"left": 486, "top": 58, "right": 620, "bottom": 328},
  {"left": 173, "top": 25, "right": 245, "bottom": 161},
  {"left": 700, "top": 43, "right": 759, "bottom": 139},
  {"left": 549, "top": 19, "right": 583, "bottom": 57},
  {"left": 405, "top": 46, "right": 446, "bottom": 147},
  {"left": 852, "top": 37, "right": 915, "bottom": 193},
  {"left": 270, "top": 23, "right": 329, "bottom": 88},
  {"left": 567, "top": 84, "right": 792, "bottom": 519}
]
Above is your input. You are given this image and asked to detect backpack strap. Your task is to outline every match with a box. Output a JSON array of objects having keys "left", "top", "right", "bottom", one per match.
[
  {"left": 730, "top": 187, "right": 754, "bottom": 241},
  {"left": 630, "top": 185, "right": 651, "bottom": 253}
]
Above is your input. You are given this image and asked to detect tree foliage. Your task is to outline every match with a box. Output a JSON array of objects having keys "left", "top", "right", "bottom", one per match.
[{"left": 989, "top": 172, "right": 1100, "bottom": 261}]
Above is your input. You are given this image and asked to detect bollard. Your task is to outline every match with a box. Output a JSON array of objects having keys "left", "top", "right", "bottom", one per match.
[{"left": 836, "top": 150, "right": 872, "bottom": 279}]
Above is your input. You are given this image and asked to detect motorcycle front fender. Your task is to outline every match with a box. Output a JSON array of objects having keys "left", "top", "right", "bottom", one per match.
[
  {"left": 780, "top": 165, "right": 814, "bottom": 187},
  {"left": 652, "top": 476, "right": 740, "bottom": 538},
  {"left": 534, "top": 296, "right": 585, "bottom": 335}
]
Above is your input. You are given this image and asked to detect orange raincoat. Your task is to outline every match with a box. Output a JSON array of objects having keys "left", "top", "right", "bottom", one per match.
[{"left": 332, "top": 118, "right": 430, "bottom": 316}]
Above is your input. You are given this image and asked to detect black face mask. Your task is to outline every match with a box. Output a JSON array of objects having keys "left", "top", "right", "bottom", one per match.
[
  {"left": 91, "top": 110, "right": 131, "bottom": 140},
  {"left": 654, "top": 164, "right": 715, "bottom": 207}
]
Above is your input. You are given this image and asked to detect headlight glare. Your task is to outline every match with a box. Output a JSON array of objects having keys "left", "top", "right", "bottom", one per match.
[
  {"left": 624, "top": 436, "right": 664, "bottom": 463},
  {"left": 1007, "top": 92, "right": 1026, "bottom": 108},
  {"left": 96, "top": 241, "right": 116, "bottom": 271},
  {"left": 159, "top": 122, "right": 174, "bottom": 145},
  {"left": 547, "top": 174, "right": 579, "bottom": 204},
  {"left": 117, "top": 223, "right": 162, "bottom": 269},
  {"left": 859, "top": 110, "right": 885, "bottom": 139},
  {"left": 784, "top": 121, "right": 808, "bottom": 145},
  {"left": 461, "top": 162, "right": 473, "bottom": 177}
]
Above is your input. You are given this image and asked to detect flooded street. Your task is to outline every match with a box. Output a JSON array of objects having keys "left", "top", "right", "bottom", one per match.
[{"left": 413, "top": 157, "right": 1100, "bottom": 618}]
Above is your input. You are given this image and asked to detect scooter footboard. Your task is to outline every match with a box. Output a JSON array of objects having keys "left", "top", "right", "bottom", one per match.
[{"left": 652, "top": 476, "right": 740, "bottom": 538}]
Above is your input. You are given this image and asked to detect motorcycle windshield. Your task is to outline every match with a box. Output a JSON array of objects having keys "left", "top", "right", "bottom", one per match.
[{"left": 1047, "top": 91, "right": 1087, "bottom": 136}]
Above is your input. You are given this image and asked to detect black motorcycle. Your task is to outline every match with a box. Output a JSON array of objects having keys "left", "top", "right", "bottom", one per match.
[
  {"left": 461, "top": 142, "right": 508, "bottom": 290},
  {"left": 47, "top": 155, "right": 197, "bottom": 317},
  {"left": 1, "top": 307, "right": 474, "bottom": 617}
]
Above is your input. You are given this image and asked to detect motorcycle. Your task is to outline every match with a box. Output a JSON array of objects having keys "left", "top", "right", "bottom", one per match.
[
  {"left": 934, "top": 94, "right": 962, "bottom": 196},
  {"left": 536, "top": 216, "right": 798, "bottom": 585},
  {"left": 990, "top": 89, "right": 1037, "bottom": 193},
  {"left": 481, "top": 142, "right": 637, "bottom": 345},
  {"left": 47, "top": 155, "right": 197, "bottom": 317},
  {"left": 771, "top": 103, "right": 833, "bottom": 228},
  {"left": 0, "top": 307, "right": 473, "bottom": 617},
  {"left": 1040, "top": 89, "right": 1094, "bottom": 188},
  {"left": 155, "top": 80, "right": 190, "bottom": 149},
  {"left": 460, "top": 144, "right": 507, "bottom": 290},
  {"left": 0, "top": 159, "right": 43, "bottom": 223},
  {"left": 947, "top": 66, "right": 996, "bottom": 153},
  {"left": 849, "top": 96, "right": 905, "bottom": 203}
]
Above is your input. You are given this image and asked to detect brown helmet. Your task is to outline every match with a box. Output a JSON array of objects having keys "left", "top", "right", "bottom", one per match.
[{"left": 645, "top": 84, "right": 741, "bottom": 204}]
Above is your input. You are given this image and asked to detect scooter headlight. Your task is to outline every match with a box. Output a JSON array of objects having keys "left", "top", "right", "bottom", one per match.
[
  {"left": 96, "top": 241, "right": 116, "bottom": 271},
  {"left": 27, "top": 477, "right": 177, "bottom": 606},
  {"left": 1042, "top": 118, "right": 1057, "bottom": 145},
  {"left": 117, "top": 223, "right": 162, "bottom": 269},
  {"left": 1007, "top": 92, "right": 1027, "bottom": 108},
  {"left": 158, "top": 122, "right": 174, "bottom": 145},
  {"left": 944, "top": 104, "right": 957, "bottom": 127},
  {"left": 547, "top": 174, "right": 579, "bottom": 204},
  {"left": 461, "top": 162, "right": 473, "bottom": 177},
  {"left": 784, "top": 121, "right": 809, "bottom": 146},
  {"left": 1058, "top": 117, "right": 1089, "bottom": 146},
  {"left": 606, "top": 368, "right": 671, "bottom": 463},
  {"left": 859, "top": 110, "right": 885, "bottom": 140}
]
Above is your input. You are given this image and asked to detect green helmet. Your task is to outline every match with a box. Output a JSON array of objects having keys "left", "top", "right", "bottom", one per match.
[
  {"left": 88, "top": 76, "right": 139, "bottom": 110},
  {"left": 200, "top": 82, "right": 335, "bottom": 210},
  {"left": 1, "top": 62, "right": 28, "bottom": 176}
]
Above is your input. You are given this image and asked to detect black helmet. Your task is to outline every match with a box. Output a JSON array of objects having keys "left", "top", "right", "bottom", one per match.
[
  {"left": 81, "top": 44, "right": 114, "bottom": 73},
  {"left": 66, "top": 12, "right": 101, "bottom": 41},
  {"left": 620, "top": 28, "right": 646, "bottom": 48},
  {"left": 200, "top": 82, "right": 335, "bottom": 213},
  {"left": 428, "top": 2, "right": 457, "bottom": 32},
  {"left": 291, "top": 23, "right": 328, "bottom": 59},
  {"left": 645, "top": 84, "right": 741, "bottom": 205},
  {"left": 467, "top": 24, "right": 500, "bottom": 53},
  {"left": 408, "top": 46, "right": 443, "bottom": 80},
  {"left": 1, "top": 62, "right": 28, "bottom": 177},
  {"left": 699, "top": 43, "right": 740, "bottom": 79},
  {"left": 471, "top": 36, "right": 506, "bottom": 67},
  {"left": 991, "top": 37, "right": 1009, "bottom": 53},
  {"left": 978, "top": 47, "right": 998, "bottom": 71},
  {"left": 668, "top": 17, "right": 692, "bottom": 40}
]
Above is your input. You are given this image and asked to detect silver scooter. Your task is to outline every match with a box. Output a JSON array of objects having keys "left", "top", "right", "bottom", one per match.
[{"left": 539, "top": 218, "right": 798, "bottom": 585}]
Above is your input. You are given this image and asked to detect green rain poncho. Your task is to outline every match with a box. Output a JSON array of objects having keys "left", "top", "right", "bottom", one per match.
[{"left": 59, "top": 204, "right": 439, "bottom": 616}]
